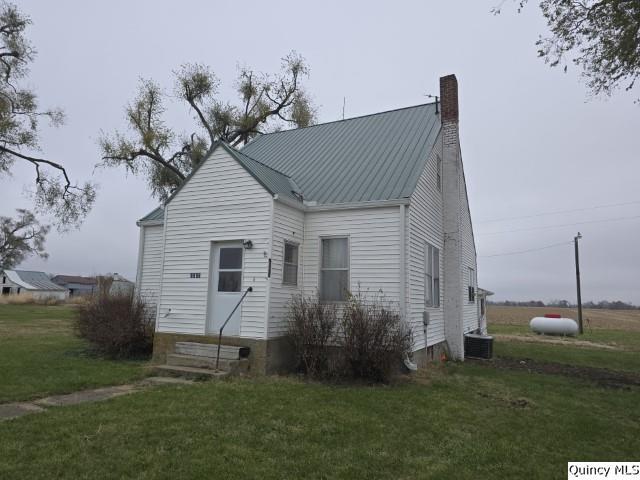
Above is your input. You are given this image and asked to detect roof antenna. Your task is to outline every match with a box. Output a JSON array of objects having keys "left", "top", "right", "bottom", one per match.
[
  {"left": 425, "top": 94, "right": 439, "bottom": 114},
  {"left": 342, "top": 97, "right": 346, "bottom": 120}
]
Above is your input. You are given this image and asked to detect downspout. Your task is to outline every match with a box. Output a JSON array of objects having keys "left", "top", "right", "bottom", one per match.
[
  {"left": 400, "top": 204, "right": 417, "bottom": 371},
  {"left": 155, "top": 206, "right": 169, "bottom": 331},
  {"left": 135, "top": 225, "right": 145, "bottom": 293},
  {"left": 399, "top": 204, "right": 406, "bottom": 320}
]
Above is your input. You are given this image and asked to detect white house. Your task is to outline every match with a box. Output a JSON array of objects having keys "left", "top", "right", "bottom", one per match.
[
  {"left": 136, "top": 74, "right": 481, "bottom": 374},
  {"left": 1, "top": 270, "right": 68, "bottom": 301}
]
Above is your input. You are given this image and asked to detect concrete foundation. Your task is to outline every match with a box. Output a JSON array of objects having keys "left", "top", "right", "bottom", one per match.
[{"left": 412, "top": 341, "right": 449, "bottom": 368}]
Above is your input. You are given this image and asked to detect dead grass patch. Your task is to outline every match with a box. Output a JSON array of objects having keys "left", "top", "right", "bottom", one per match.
[
  {"left": 488, "top": 305, "right": 640, "bottom": 332},
  {"left": 492, "top": 333, "right": 622, "bottom": 350}
]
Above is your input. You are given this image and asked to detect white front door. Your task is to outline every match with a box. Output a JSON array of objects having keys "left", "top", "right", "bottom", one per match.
[{"left": 207, "top": 242, "right": 244, "bottom": 336}]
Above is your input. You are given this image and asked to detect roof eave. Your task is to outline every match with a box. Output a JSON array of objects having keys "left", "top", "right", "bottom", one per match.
[{"left": 274, "top": 196, "right": 410, "bottom": 212}]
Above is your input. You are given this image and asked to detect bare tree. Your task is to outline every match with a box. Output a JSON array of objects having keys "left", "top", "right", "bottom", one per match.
[
  {"left": 0, "top": 209, "right": 49, "bottom": 269},
  {"left": 0, "top": 2, "right": 96, "bottom": 228},
  {"left": 99, "top": 52, "right": 316, "bottom": 201}
]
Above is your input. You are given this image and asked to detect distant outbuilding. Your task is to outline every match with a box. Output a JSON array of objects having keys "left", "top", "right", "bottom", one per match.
[
  {"left": 1, "top": 270, "right": 68, "bottom": 301},
  {"left": 52, "top": 275, "right": 97, "bottom": 297}
]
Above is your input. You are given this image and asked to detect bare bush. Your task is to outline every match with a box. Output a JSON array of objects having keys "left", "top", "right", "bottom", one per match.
[
  {"left": 286, "top": 294, "right": 337, "bottom": 378},
  {"left": 75, "top": 291, "right": 153, "bottom": 359},
  {"left": 339, "top": 292, "right": 413, "bottom": 382}
]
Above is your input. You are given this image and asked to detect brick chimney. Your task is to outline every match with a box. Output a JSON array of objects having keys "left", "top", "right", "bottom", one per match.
[
  {"left": 439, "top": 74, "right": 459, "bottom": 123},
  {"left": 439, "top": 74, "right": 464, "bottom": 360}
]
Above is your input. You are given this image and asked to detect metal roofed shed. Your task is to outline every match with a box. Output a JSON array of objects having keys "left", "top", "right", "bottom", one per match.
[
  {"left": 1, "top": 269, "right": 68, "bottom": 301},
  {"left": 242, "top": 103, "right": 440, "bottom": 205}
]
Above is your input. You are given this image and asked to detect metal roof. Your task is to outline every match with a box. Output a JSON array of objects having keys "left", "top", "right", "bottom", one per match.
[
  {"left": 242, "top": 103, "right": 441, "bottom": 204},
  {"left": 52, "top": 275, "right": 97, "bottom": 286},
  {"left": 222, "top": 143, "right": 302, "bottom": 203},
  {"left": 3, "top": 270, "right": 67, "bottom": 291},
  {"left": 138, "top": 206, "right": 164, "bottom": 224}
]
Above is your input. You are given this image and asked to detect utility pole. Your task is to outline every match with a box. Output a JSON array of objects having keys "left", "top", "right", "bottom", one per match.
[{"left": 574, "top": 232, "right": 583, "bottom": 334}]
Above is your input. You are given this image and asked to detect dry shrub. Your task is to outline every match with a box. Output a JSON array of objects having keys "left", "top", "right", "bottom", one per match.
[
  {"left": 65, "top": 295, "right": 90, "bottom": 306},
  {"left": 286, "top": 291, "right": 413, "bottom": 383},
  {"left": 340, "top": 292, "right": 413, "bottom": 382},
  {"left": 0, "top": 293, "right": 32, "bottom": 305},
  {"left": 0, "top": 293, "right": 62, "bottom": 305},
  {"left": 75, "top": 291, "right": 154, "bottom": 359},
  {"left": 286, "top": 294, "right": 337, "bottom": 378}
]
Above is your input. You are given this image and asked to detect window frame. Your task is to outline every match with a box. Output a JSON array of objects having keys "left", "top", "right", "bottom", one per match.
[
  {"left": 468, "top": 267, "right": 476, "bottom": 303},
  {"left": 425, "top": 243, "right": 440, "bottom": 308},
  {"left": 282, "top": 240, "right": 299, "bottom": 286},
  {"left": 319, "top": 236, "right": 350, "bottom": 303}
]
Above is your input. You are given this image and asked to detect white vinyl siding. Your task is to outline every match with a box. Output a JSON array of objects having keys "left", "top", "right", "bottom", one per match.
[
  {"left": 303, "top": 207, "right": 401, "bottom": 305},
  {"left": 138, "top": 224, "right": 163, "bottom": 309},
  {"left": 268, "top": 201, "right": 304, "bottom": 338},
  {"left": 408, "top": 134, "right": 444, "bottom": 350},
  {"left": 460, "top": 171, "right": 479, "bottom": 332},
  {"left": 157, "top": 148, "right": 272, "bottom": 339}
]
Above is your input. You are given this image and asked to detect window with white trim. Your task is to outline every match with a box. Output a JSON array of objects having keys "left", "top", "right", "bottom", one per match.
[
  {"left": 320, "top": 237, "right": 349, "bottom": 302},
  {"left": 425, "top": 243, "right": 440, "bottom": 307},
  {"left": 468, "top": 267, "right": 476, "bottom": 303},
  {"left": 283, "top": 242, "right": 299, "bottom": 286}
]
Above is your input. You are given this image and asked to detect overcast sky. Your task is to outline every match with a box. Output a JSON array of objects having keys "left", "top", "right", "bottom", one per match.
[{"left": 3, "top": 1, "right": 639, "bottom": 303}]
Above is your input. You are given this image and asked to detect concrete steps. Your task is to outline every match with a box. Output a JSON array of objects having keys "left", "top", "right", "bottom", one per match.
[
  {"left": 166, "top": 354, "right": 249, "bottom": 374},
  {"left": 153, "top": 342, "right": 251, "bottom": 380}
]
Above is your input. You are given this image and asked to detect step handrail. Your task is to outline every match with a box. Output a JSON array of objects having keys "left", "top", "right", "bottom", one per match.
[{"left": 216, "top": 286, "right": 252, "bottom": 370}]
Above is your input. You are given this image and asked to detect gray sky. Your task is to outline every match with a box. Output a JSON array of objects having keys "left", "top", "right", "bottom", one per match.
[{"left": 3, "top": 1, "right": 639, "bottom": 303}]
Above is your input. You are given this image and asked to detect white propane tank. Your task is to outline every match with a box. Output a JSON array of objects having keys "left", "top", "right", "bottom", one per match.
[{"left": 530, "top": 314, "right": 579, "bottom": 336}]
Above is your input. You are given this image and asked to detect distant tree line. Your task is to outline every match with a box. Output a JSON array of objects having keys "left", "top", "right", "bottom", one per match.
[{"left": 488, "top": 300, "right": 639, "bottom": 310}]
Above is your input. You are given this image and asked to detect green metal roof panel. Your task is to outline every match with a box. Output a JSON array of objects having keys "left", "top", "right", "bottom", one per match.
[
  {"left": 242, "top": 103, "right": 440, "bottom": 204},
  {"left": 221, "top": 144, "right": 302, "bottom": 203},
  {"left": 138, "top": 206, "right": 164, "bottom": 223}
]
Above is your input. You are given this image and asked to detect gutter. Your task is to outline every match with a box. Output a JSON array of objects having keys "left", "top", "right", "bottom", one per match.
[{"left": 273, "top": 195, "right": 410, "bottom": 212}]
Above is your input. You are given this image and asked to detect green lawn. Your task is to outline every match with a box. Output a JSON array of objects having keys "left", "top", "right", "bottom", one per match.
[
  {"left": 0, "top": 304, "right": 638, "bottom": 479},
  {"left": 0, "top": 304, "right": 148, "bottom": 403},
  {"left": 1, "top": 367, "right": 638, "bottom": 479},
  {"left": 489, "top": 323, "right": 640, "bottom": 372}
]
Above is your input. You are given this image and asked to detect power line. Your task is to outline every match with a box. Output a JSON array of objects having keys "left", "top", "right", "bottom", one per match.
[
  {"left": 479, "top": 241, "right": 572, "bottom": 258},
  {"left": 476, "top": 200, "right": 640, "bottom": 225},
  {"left": 477, "top": 214, "right": 640, "bottom": 236}
]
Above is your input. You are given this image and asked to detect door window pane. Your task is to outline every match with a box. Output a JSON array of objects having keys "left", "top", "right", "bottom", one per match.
[
  {"left": 219, "top": 248, "right": 242, "bottom": 269},
  {"left": 218, "top": 271, "right": 242, "bottom": 292}
]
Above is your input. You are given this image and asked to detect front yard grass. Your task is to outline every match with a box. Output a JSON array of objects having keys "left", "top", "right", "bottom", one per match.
[
  {"left": 0, "top": 366, "right": 638, "bottom": 479},
  {"left": 0, "top": 304, "right": 148, "bottom": 403},
  {"left": 1, "top": 304, "right": 638, "bottom": 479}
]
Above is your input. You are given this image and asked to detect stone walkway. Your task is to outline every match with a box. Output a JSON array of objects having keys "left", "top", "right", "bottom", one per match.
[{"left": 0, "top": 376, "right": 193, "bottom": 422}]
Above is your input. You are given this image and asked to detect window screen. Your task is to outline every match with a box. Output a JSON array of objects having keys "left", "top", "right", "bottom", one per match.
[
  {"left": 283, "top": 242, "right": 299, "bottom": 285},
  {"left": 320, "top": 238, "right": 349, "bottom": 301}
]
